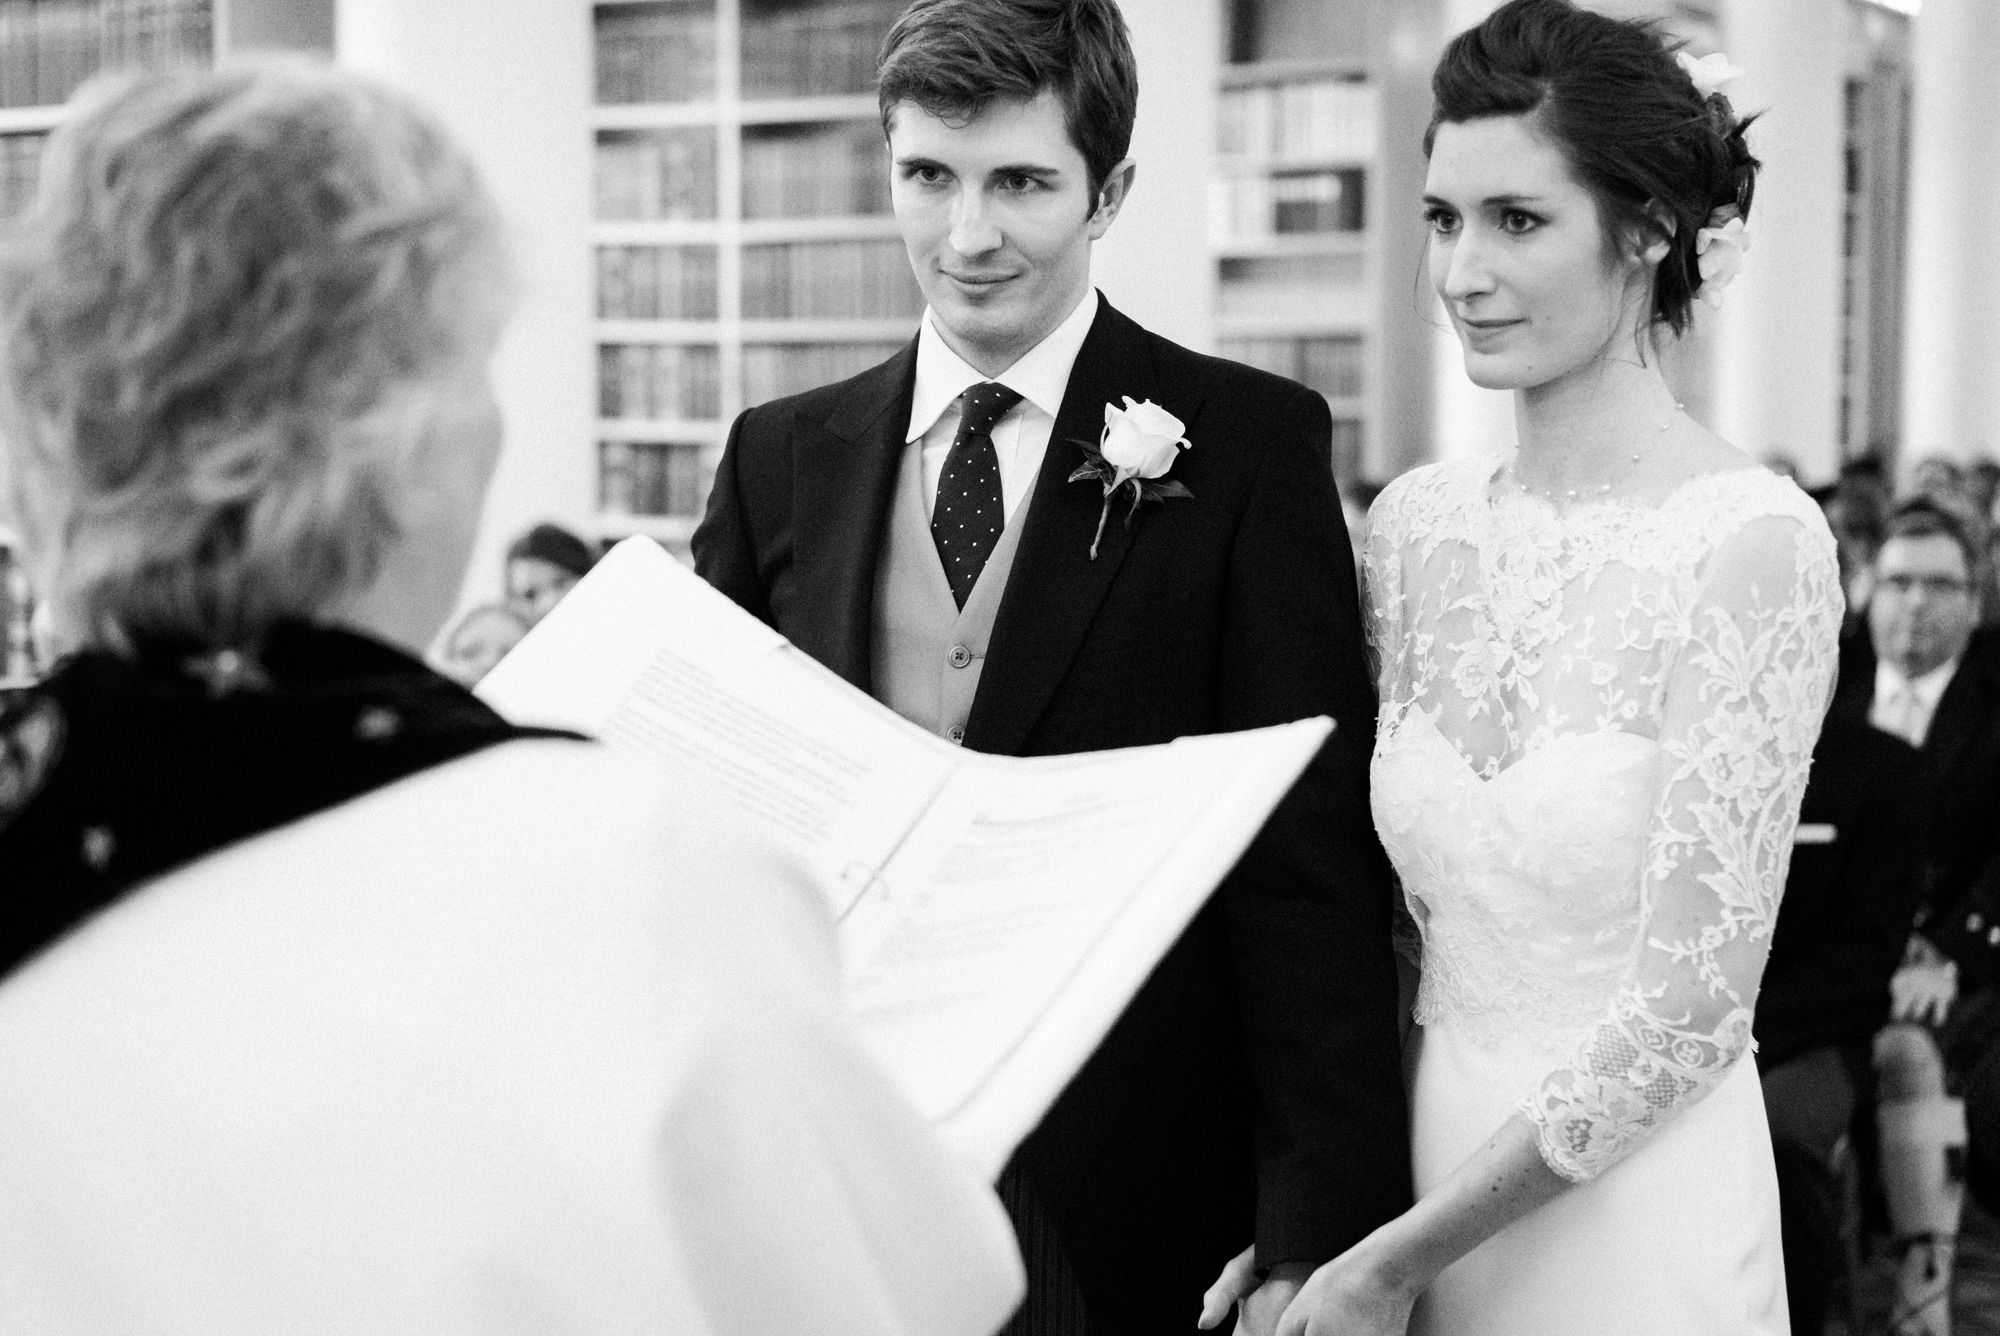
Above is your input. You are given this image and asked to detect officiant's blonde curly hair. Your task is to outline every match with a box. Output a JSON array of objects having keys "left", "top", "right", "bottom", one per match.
[{"left": 0, "top": 59, "right": 510, "bottom": 655}]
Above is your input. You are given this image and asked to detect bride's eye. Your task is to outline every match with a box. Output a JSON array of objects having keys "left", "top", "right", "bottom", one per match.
[
  {"left": 1422, "top": 206, "right": 1459, "bottom": 236},
  {"left": 1499, "top": 209, "right": 1542, "bottom": 235}
]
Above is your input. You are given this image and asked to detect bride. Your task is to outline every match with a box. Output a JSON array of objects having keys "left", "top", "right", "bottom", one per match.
[{"left": 1204, "top": 1, "right": 1841, "bottom": 1332}]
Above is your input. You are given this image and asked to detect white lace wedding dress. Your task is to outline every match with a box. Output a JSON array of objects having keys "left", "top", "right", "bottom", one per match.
[{"left": 1364, "top": 456, "right": 1843, "bottom": 1335}]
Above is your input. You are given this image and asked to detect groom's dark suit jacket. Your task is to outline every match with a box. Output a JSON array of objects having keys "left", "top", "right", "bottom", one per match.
[{"left": 693, "top": 296, "right": 1410, "bottom": 1333}]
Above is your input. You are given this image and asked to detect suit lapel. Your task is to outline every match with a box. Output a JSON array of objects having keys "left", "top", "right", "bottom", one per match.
[
  {"left": 966, "top": 299, "right": 1200, "bottom": 755},
  {"left": 789, "top": 342, "right": 917, "bottom": 691},
  {"left": 1923, "top": 652, "right": 1995, "bottom": 788}
]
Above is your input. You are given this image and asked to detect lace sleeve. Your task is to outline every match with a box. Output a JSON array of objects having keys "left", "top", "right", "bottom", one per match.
[
  {"left": 1521, "top": 511, "right": 1842, "bottom": 1182},
  {"left": 1360, "top": 486, "right": 1406, "bottom": 708}
]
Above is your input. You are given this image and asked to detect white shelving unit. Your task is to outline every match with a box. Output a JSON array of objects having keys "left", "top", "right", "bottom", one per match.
[
  {"left": 1211, "top": 52, "right": 1380, "bottom": 487},
  {"left": 590, "top": 0, "right": 916, "bottom": 552}
]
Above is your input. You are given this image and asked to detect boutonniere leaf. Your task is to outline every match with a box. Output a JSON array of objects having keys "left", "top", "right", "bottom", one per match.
[{"left": 1069, "top": 396, "right": 1192, "bottom": 560}]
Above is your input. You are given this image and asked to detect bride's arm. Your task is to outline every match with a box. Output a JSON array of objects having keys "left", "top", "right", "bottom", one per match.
[
  {"left": 1261, "top": 508, "right": 1844, "bottom": 1336},
  {"left": 1252, "top": 1114, "right": 1561, "bottom": 1333}
]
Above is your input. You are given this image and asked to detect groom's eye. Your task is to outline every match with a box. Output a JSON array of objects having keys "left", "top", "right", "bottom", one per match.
[
  {"left": 998, "top": 172, "right": 1044, "bottom": 193},
  {"left": 900, "top": 163, "right": 948, "bottom": 187}
]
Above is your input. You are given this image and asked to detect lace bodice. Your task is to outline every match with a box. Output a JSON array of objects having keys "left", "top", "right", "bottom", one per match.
[{"left": 1364, "top": 457, "right": 1841, "bottom": 1182}]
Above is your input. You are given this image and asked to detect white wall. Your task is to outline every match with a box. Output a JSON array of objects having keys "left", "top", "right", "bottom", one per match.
[
  {"left": 335, "top": 0, "right": 595, "bottom": 619},
  {"left": 1900, "top": 0, "right": 2000, "bottom": 469},
  {"left": 1711, "top": 0, "right": 1846, "bottom": 483},
  {"left": 1089, "top": 0, "right": 1220, "bottom": 352}
]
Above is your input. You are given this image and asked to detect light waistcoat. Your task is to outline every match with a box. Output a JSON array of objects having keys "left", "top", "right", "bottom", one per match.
[{"left": 871, "top": 437, "right": 1032, "bottom": 744}]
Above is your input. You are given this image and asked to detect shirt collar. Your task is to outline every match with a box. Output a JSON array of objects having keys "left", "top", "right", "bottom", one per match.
[
  {"left": 906, "top": 288, "right": 1100, "bottom": 443},
  {"left": 1876, "top": 654, "right": 1961, "bottom": 711}
]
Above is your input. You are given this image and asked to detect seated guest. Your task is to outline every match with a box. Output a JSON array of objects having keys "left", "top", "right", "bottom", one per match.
[
  {"left": 436, "top": 600, "right": 530, "bottom": 685},
  {"left": 1828, "top": 495, "right": 2000, "bottom": 1335},
  {"left": 505, "top": 521, "right": 596, "bottom": 626},
  {"left": 0, "top": 61, "right": 1018, "bottom": 1334},
  {"left": 1967, "top": 461, "right": 2000, "bottom": 527},
  {"left": 1815, "top": 469, "right": 1889, "bottom": 624},
  {"left": 1910, "top": 456, "right": 1969, "bottom": 510},
  {"left": 1755, "top": 713, "right": 1924, "bottom": 1336}
]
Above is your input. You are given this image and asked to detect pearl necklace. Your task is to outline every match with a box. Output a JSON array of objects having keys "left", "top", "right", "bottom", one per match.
[{"left": 1508, "top": 402, "right": 1684, "bottom": 504}]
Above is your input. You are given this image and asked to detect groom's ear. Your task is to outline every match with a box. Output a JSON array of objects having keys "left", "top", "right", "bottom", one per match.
[{"left": 1087, "top": 158, "right": 1137, "bottom": 239}]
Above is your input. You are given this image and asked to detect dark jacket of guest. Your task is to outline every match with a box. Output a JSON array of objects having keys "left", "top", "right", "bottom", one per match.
[
  {"left": 1830, "top": 623, "right": 2000, "bottom": 989},
  {"left": 1755, "top": 713, "right": 1926, "bottom": 1069}
]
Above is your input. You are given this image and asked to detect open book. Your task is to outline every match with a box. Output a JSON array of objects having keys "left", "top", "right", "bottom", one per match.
[{"left": 478, "top": 537, "right": 1330, "bottom": 1180}]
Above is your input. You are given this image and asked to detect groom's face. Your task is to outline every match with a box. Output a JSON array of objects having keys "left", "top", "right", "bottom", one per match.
[{"left": 888, "top": 91, "right": 1126, "bottom": 376}]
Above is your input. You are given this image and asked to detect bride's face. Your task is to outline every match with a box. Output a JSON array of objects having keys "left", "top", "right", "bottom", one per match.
[{"left": 1422, "top": 114, "right": 1655, "bottom": 393}]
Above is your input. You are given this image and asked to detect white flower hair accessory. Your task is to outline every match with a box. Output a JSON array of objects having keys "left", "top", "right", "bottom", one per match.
[
  {"left": 1675, "top": 50, "right": 1744, "bottom": 98},
  {"left": 1695, "top": 206, "right": 1751, "bottom": 310}
]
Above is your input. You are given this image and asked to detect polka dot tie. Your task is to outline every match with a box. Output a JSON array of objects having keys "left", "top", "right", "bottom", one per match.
[{"left": 931, "top": 381, "right": 1022, "bottom": 609}]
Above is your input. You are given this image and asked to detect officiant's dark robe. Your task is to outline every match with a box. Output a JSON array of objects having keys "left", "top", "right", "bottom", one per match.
[
  {"left": 0, "top": 622, "right": 565, "bottom": 981},
  {"left": 694, "top": 296, "right": 1410, "bottom": 1335}
]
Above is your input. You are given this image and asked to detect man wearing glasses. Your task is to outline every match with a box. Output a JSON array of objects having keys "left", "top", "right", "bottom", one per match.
[
  {"left": 1833, "top": 492, "right": 2000, "bottom": 1336},
  {"left": 1862, "top": 496, "right": 2000, "bottom": 1002}
]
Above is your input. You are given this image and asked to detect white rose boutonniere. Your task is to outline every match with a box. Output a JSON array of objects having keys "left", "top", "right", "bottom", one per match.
[{"left": 1068, "top": 396, "right": 1192, "bottom": 559}]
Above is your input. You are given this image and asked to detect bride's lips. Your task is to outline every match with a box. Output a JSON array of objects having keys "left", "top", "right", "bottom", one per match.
[{"left": 1457, "top": 315, "right": 1522, "bottom": 345}]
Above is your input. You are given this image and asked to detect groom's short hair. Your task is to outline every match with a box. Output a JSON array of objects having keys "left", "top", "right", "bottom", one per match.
[{"left": 877, "top": 0, "right": 1137, "bottom": 203}]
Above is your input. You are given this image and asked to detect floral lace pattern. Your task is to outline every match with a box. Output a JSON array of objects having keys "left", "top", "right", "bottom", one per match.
[{"left": 1365, "top": 458, "right": 1841, "bottom": 1182}]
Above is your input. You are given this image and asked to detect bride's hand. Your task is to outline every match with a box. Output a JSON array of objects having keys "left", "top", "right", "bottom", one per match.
[{"left": 1274, "top": 1244, "right": 1417, "bottom": 1336}]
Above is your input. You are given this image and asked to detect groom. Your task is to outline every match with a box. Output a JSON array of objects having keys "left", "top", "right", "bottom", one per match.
[{"left": 692, "top": 0, "right": 1408, "bottom": 1330}]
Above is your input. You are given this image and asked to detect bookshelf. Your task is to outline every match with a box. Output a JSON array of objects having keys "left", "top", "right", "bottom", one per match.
[
  {"left": 1211, "top": 56, "right": 1379, "bottom": 486},
  {"left": 590, "top": 0, "right": 917, "bottom": 549},
  {"left": 0, "top": 0, "right": 237, "bottom": 685}
]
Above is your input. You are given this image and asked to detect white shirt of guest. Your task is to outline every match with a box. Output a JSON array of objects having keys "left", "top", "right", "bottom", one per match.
[
  {"left": 907, "top": 287, "right": 1099, "bottom": 525},
  {"left": 1872, "top": 656, "right": 1960, "bottom": 749}
]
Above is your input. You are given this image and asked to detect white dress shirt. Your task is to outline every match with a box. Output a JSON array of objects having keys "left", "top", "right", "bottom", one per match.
[
  {"left": 1872, "top": 656, "right": 1960, "bottom": 749},
  {"left": 906, "top": 288, "right": 1099, "bottom": 524}
]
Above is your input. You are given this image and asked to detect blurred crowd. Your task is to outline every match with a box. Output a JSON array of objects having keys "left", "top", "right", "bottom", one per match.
[
  {"left": 1755, "top": 454, "right": 2000, "bottom": 1336},
  {"left": 434, "top": 520, "right": 599, "bottom": 686}
]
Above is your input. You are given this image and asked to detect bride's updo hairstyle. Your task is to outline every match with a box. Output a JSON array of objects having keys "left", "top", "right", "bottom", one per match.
[{"left": 1425, "top": 0, "right": 1758, "bottom": 335}]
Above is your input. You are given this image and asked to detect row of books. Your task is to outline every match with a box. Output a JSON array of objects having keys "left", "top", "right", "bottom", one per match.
[
  {"left": 597, "top": 342, "right": 723, "bottom": 421},
  {"left": 597, "top": 244, "right": 719, "bottom": 321},
  {"left": 596, "top": 128, "right": 717, "bottom": 222},
  {"left": 740, "top": 0, "right": 900, "bottom": 100},
  {"left": 742, "top": 238, "right": 922, "bottom": 320},
  {"left": 0, "top": 130, "right": 41, "bottom": 216},
  {"left": 593, "top": 1, "right": 715, "bottom": 105},
  {"left": 0, "top": 0, "right": 209, "bottom": 108},
  {"left": 599, "top": 438, "right": 706, "bottom": 518},
  {"left": 742, "top": 340, "right": 903, "bottom": 406},
  {"left": 1219, "top": 334, "right": 1364, "bottom": 401},
  {"left": 743, "top": 120, "right": 890, "bottom": 220},
  {"left": 1209, "top": 168, "right": 1366, "bottom": 244},
  {"left": 1217, "top": 77, "right": 1378, "bottom": 164}
]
